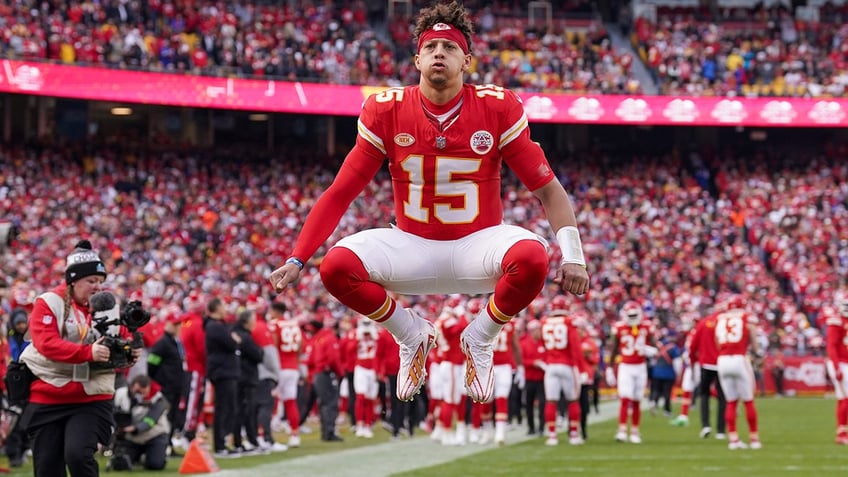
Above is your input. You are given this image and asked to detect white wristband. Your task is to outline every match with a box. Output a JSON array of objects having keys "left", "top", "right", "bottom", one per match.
[{"left": 556, "top": 226, "right": 586, "bottom": 267}]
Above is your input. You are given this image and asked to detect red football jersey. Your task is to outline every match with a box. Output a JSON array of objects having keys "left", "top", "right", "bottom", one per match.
[
  {"left": 690, "top": 314, "right": 719, "bottom": 367},
  {"left": 355, "top": 334, "right": 378, "bottom": 369},
  {"left": 715, "top": 309, "right": 755, "bottom": 356},
  {"left": 539, "top": 315, "right": 582, "bottom": 366},
  {"left": 272, "top": 319, "right": 303, "bottom": 370},
  {"left": 356, "top": 84, "right": 555, "bottom": 240},
  {"left": 825, "top": 307, "right": 848, "bottom": 364},
  {"left": 492, "top": 320, "right": 517, "bottom": 366},
  {"left": 611, "top": 319, "right": 656, "bottom": 365},
  {"left": 435, "top": 312, "right": 467, "bottom": 365}
]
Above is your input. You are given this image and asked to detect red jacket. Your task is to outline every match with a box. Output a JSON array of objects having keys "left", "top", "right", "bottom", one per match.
[
  {"left": 519, "top": 334, "right": 546, "bottom": 382},
  {"left": 690, "top": 313, "right": 719, "bottom": 369},
  {"left": 307, "top": 327, "right": 342, "bottom": 378},
  {"left": 27, "top": 284, "right": 112, "bottom": 404},
  {"left": 179, "top": 311, "right": 206, "bottom": 375},
  {"left": 376, "top": 328, "right": 400, "bottom": 378}
]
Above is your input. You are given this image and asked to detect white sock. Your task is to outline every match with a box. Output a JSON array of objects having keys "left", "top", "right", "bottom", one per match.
[
  {"left": 468, "top": 306, "right": 507, "bottom": 342},
  {"left": 380, "top": 306, "right": 419, "bottom": 343}
]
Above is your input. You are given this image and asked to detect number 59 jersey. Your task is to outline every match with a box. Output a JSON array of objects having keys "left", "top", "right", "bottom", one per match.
[{"left": 356, "top": 84, "right": 556, "bottom": 240}]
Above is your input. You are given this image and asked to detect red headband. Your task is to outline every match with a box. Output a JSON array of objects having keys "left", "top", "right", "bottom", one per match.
[{"left": 417, "top": 22, "right": 469, "bottom": 54}]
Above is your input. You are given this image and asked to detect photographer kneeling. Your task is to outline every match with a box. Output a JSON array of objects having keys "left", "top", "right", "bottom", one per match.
[
  {"left": 112, "top": 375, "right": 170, "bottom": 470},
  {"left": 18, "top": 240, "right": 143, "bottom": 477}
]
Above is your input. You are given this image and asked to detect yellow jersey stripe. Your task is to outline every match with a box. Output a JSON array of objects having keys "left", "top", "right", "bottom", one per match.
[
  {"left": 499, "top": 113, "right": 528, "bottom": 149},
  {"left": 357, "top": 119, "right": 386, "bottom": 155}
]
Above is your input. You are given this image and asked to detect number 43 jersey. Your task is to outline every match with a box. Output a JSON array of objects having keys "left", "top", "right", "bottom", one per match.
[{"left": 356, "top": 84, "right": 556, "bottom": 241}]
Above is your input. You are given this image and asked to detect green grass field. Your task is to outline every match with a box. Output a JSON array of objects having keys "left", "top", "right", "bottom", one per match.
[
  {"left": 398, "top": 397, "right": 848, "bottom": 477},
  {"left": 4, "top": 397, "right": 846, "bottom": 476}
]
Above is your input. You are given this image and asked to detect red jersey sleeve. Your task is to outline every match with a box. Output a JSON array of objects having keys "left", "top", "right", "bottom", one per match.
[
  {"left": 499, "top": 90, "right": 556, "bottom": 192},
  {"left": 290, "top": 144, "right": 383, "bottom": 262}
]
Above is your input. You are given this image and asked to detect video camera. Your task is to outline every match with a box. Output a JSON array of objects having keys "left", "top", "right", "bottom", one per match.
[{"left": 89, "top": 291, "right": 151, "bottom": 369}]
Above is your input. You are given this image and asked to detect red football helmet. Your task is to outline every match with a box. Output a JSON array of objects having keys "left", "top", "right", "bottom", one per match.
[
  {"left": 717, "top": 294, "right": 746, "bottom": 312},
  {"left": 620, "top": 300, "right": 643, "bottom": 325},
  {"left": 550, "top": 295, "right": 569, "bottom": 312},
  {"left": 466, "top": 298, "right": 485, "bottom": 316}
]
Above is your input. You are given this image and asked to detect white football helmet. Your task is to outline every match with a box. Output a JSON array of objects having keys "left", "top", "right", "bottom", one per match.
[{"left": 620, "top": 300, "right": 643, "bottom": 325}]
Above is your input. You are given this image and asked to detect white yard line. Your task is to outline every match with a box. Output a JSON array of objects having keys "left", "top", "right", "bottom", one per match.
[{"left": 216, "top": 400, "right": 622, "bottom": 477}]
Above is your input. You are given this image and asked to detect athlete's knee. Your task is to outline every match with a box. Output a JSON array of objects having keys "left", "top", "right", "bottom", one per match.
[
  {"left": 319, "top": 247, "right": 368, "bottom": 294},
  {"left": 502, "top": 240, "right": 548, "bottom": 282}
]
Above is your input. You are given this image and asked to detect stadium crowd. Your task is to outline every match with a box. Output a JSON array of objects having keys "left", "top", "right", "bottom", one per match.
[
  {"left": 0, "top": 0, "right": 638, "bottom": 93},
  {"left": 0, "top": 139, "right": 844, "bottom": 357},
  {"left": 7, "top": 1, "right": 848, "bottom": 97},
  {"left": 0, "top": 136, "right": 843, "bottom": 459},
  {"left": 632, "top": 2, "right": 848, "bottom": 97}
]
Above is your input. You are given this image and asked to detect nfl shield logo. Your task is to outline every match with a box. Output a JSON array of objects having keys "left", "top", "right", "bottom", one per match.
[{"left": 435, "top": 136, "right": 446, "bottom": 149}]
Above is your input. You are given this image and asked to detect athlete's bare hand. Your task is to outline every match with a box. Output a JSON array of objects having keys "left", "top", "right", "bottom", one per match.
[
  {"left": 269, "top": 263, "right": 302, "bottom": 293},
  {"left": 555, "top": 263, "right": 589, "bottom": 296}
]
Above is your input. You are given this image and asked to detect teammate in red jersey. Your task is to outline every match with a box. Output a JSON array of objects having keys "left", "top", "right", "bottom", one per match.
[
  {"left": 607, "top": 301, "right": 657, "bottom": 444},
  {"left": 825, "top": 289, "right": 848, "bottom": 444},
  {"left": 268, "top": 1, "right": 589, "bottom": 406},
  {"left": 671, "top": 311, "right": 700, "bottom": 427},
  {"left": 539, "top": 309, "right": 584, "bottom": 446},
  {"left": 714, "top": 295, "right": 762, "bottom": 450},
  {"left": 353, "top": 319, "right": 380, "bottom": 438},
  {"left": 268, "top": 302, "right": 304, "bottom": 447},
  {"left": 434, "top": 303, "right": 469, "bottom": 445}
]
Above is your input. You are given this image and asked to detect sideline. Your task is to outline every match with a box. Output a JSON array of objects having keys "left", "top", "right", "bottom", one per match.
[{"left": 216, "top": 400, "right": 621, "bottom": 477}]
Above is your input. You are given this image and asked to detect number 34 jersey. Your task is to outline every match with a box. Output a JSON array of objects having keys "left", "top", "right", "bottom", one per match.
[{"left": 355, "top": 84, "right": 556, "bottom": 240}]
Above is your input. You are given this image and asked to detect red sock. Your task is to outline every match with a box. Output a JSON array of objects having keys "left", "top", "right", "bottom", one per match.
[
  {"left": 726, "top": 400, "right": 738, "bottom": 434},
  {"left": 631, "top": 399, "right": 641, "bottom": 427},
  {"left": 680, "top": 391, "right": 691, "bottom": 416},
  {"left": 838, "top": 399, "right": 848, "bottom": 428},
  {"left": 744, "top": 400, "right": 758, "bottom": 433},
  {"left": 568, "top": 401, "right": 581, "bottom": 436},
  {"left": 619, "top": 398, "right": 630, "bottom": 426},
  {"left": 471, "top": 403, "right": 483, "bottom": 428},
  {"left": 494, "top": 397, "right": 508, "bottom": 423},
  {"left": 440, "top": 402, "right": 456, "bottom": 429},
  {"left": 284, "top": 399, "right": 300, "bottom": 433},
  {"left": 545, "top": 401, "right": 558, "bottom": 434}
]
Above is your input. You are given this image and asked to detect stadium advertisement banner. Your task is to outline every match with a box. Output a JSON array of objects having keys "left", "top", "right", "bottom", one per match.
[
  {"left": 762, "top": 355, "right": 831, "bottom": 396},
  {"left": 2, "top": 59, "right": 848, "bottom": 127}
]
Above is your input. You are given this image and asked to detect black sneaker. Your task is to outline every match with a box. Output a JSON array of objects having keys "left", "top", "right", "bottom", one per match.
[
  {"left": 213, "top": 448, "right": 242, "bottom": 459},
  {"left": 321, "top": 434, "right": 344, "bottom": 442}
]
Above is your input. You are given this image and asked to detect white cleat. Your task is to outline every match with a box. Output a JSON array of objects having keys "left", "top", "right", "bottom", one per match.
[
  {"left": 728, "top": 440, "right": 749, "bottom": 450},
  {"left": 699, "top": 427, "right": 712, "bottom": 439},
  {"left": 287, "top": 435, "right": 301, "bottom": 448},
  {"left": 615, "top": 431, "right": 628, "bottom": 442},
  {"left": 629, "top": 433, "right": 642, "bottom": 444},
  {"left": 460, "top": 328, "right": 495, "bottom": 403},
  {"left": 396, "top": 311, "right": 437, "bottom": 402},
  {"left": 545, "top": 436, "right": 559, "bottom": 446},
  {"left": 715, "top": 433, "right": 727, "bottom": 440},
  {"left": 750, "top": 440, "right": 762, "bottom": 450},
  {"left": 494, "top": 428, "right": 506, "bottom": 446},
  {"left": 569, "top": 436, "right": 585, "bottom": 446}
]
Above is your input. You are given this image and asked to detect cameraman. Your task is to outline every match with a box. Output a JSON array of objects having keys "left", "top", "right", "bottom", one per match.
[
  {"left": 19, "top": 240, "right": 142, "bottom": 477},
  {"left": 112, "top": 374, "right": 170, "bottom": 470}
]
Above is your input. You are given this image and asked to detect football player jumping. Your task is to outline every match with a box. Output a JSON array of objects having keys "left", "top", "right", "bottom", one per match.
[{"left": 269, "top": 0, "right": 588, "bottom": 408}]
